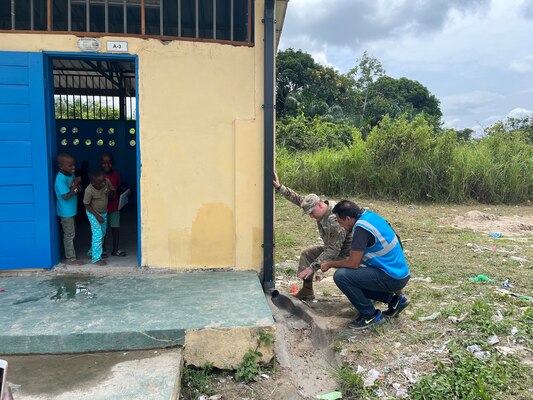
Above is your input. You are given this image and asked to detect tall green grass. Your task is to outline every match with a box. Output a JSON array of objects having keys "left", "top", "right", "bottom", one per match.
[{"left": 276, "top": 115, "right": 533, "bottom": 203}]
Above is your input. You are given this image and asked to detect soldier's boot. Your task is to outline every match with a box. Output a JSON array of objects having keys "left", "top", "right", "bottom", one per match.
[{"left": 294, "top": 279, "right": 315, "bottom": 301}]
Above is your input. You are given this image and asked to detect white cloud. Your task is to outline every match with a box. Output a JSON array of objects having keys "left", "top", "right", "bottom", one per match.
[
  {"left": 506, "top": 107, "right": 532, "bottom": 119},
  {"left": 509, "top": 55, "right": 533, "bottom": 74},
  {"left": 440, "top": 91, "right": 505, "bottom": 113}
]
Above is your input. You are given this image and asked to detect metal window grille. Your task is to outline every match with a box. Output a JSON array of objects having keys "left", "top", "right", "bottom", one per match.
[{"left": 2, "top": 0, "right": 253, "bottom": 43}]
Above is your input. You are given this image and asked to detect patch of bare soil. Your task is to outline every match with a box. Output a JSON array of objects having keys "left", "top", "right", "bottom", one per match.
[
  {"left": 210, "top": 296, "right": 340, "bottom": 400},
  {"left": 442, "top": 210, "right": 533, "bottom": 238}
]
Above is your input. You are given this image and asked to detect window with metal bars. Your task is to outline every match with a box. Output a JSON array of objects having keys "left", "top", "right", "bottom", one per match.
[{"left": 0, "top": 0, "right": 254, "bottom": 44}]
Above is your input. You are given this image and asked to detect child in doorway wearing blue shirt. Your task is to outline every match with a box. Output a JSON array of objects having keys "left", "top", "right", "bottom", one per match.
[{"left": 54, "top": 153, "right": 84, "bottom": 265}]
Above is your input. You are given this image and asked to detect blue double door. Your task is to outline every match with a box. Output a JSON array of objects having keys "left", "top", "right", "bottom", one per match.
[{"left": 0, "top": 52, "right": 52, "bottom": 270}]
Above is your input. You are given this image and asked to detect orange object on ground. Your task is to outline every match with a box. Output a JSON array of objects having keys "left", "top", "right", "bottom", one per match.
[{"left": 291, "top": 283, "right": 298, "bottom": 294}]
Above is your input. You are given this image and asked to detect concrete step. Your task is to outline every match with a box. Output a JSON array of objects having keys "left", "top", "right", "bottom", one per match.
[{"left": 3, "top": 349, "right": 183, "bottom": 400}]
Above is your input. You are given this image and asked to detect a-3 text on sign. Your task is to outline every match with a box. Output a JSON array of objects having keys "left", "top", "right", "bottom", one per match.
[{"left": 106, "top": 41, "right": 129, "bottom": 52}]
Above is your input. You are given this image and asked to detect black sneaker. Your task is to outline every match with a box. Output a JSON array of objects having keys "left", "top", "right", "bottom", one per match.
[
  {"left": 383, "top": 294, "right": 410, "bottom": 318},
  {"left": 347, "top": 310, "right": 384, "bottom": 330}
]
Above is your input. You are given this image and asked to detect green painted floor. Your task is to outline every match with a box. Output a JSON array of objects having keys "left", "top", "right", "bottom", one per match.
[{"left": 0, "top": 271, "right": 273, "bottom": 354}]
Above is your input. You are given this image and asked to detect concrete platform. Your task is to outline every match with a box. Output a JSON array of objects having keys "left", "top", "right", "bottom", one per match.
[
  {"left": 3, "top": 349, "right": 182, "bottom": 400},
  {"left": 0, "top": 271, "right": 274, "bottom": 364}
]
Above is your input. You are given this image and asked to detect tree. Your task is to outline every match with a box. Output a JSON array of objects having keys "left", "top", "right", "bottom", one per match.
[
  {"left": 276, "top": 49, "right": 320, "bottom": 119},
  {"left": 362, "top": 76, "right": 442, "bottom": 132},
  {"left": 347, "top": 51, "right": 386, "bottom": 125}
]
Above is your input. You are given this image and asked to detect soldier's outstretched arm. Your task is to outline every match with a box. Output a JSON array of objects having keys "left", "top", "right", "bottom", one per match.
[{"left": 274, "top": 171, "right": 304, "bottom": 207}]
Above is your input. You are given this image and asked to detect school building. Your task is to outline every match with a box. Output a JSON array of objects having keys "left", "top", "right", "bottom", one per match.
[{"left": 0, "top": 0, "right": 287, "bottom": 290}]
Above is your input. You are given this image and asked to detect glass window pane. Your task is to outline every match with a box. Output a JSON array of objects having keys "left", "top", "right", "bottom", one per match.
[
  {"left": 0, "top": 0, "right": 12, "bottom": 29},
  {"left": 180, "top": 0, "right": 195, "bottom": 38},
  {"left": 90, "top": 3, "right": 105, "bottom": 32},
  {"left": 162, "top": 0, "right": 178, "bottom": 37},
  {"left": 233, "top": 0, "right": 252, "bottom": 42},
  {"left": 108, "top": 4, "right": 124, "bottom": 33},
  {"left": 198, "top": 0, "right": 212, "bottom": 39},
  {"left": 53, "top": 0, "right": 68, "bottom": 31},
  {"left": 127, "top": 5, "right": 141, "bottom": 34},
  {"left": 34, "top": 0, "right": 47, "bottom": 30},
  {"left": 216, "top": 0, "right": 230, "bottom": 40},
  {"left": 145, "top": 0, "right": 160, "bottom": 35},
  {"left": 14, "top": 0, "right": 32, "bottom": 30},
  {"left": 71, "top": 3, "right": 87, "bottom": 32}
]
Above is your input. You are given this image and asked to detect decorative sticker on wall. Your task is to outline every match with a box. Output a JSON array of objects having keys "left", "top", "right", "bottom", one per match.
[
  {"left": 97, "top": 139, "right": 104, "bottom": 146},
  {"left": 129, "top": 128, "right": 136, "bottom": 135},
  {"left": 108, "top": 128, "right": 115, "bottom": 134},
  {"left": 72, "top": 127, "right": 78, "bottom": 134},
  {"left": 129, "top": 140, "right": 136, "bottom": 146},
  {"left": 109, "top": 140, "right": 116, "bottom": 146},
  {"left": 73, "top": 139, "right": 80, "bottom": 145},
  {"left": 61, "top": 139, "right": 67, "bottom": 146},
  {"left": 85, "top": 139, "right": 92, "bottom": 146},
  {"left": 60, "top": 127, "right": 67, "bottom": 133},
  {"left": 96, "top": 127, "right": 103, "bottom": 134}
]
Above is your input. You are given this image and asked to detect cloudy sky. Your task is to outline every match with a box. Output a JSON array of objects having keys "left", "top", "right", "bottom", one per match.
[{"left": 279, "top": 0, "right": 533, "bottom": 133}]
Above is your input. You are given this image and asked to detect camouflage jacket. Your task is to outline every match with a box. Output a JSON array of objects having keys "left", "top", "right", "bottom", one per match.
[{"left": 277, "top": 185, "right": 352, "bottom": 263}]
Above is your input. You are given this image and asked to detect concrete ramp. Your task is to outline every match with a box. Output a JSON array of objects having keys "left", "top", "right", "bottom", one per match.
[
  {"left": 0, "top": 271, "right": 274, "bottom": 368},
  {"left": 3, "top": 349, "right": 183, "bottom": 400}
]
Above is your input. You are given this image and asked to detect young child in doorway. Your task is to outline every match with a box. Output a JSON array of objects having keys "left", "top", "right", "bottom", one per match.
[
  {"left": 54, "top": 153, "right": 84, "bottom": 265},
  {"left": 84, "top": 169, "right": 115, "bottom": 265},
  {"left": 100, "top": 152, "right": 127, "bottom": 257}
]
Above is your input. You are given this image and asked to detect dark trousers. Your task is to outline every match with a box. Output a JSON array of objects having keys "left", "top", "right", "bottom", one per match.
[{"left": 333, "top": 266, "right": 410, "bottom": 318}]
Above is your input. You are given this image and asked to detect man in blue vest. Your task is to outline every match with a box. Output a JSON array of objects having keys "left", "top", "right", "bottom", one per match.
[{"left": 301, "top": 200, "right": 410, "bottom": 330}]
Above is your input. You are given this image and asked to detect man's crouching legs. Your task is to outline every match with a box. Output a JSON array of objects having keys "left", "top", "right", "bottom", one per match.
[{"left": 294, "top": 246, "right": 324, "bottom": 300}]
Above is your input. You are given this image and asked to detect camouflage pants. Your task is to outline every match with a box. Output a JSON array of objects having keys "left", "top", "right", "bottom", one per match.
[{"left": 298, "top": 245, "right": 325, "bottom": 274}]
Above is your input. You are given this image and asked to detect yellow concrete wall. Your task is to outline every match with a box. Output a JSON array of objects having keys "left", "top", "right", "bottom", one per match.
[{"left": 0, "top": 0, "right": 266, "bottom": 271}]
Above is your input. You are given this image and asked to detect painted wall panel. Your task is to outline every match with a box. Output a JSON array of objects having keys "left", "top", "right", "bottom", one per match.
[
  {"left": 0, "top": 185, "right": 33, "bottom": 203},
  {"left": 0, "top": 168, "right": 33, "bottom": 184},
  {"left": 0, "top": 204, "right": 34, "bottom": 221},
  {"left": 0, "top": 85, "right": 30, "bottom": 105},
  {"left": 0, "top": 52, "right": 52, "bottom": 270},
  {"left": 0, "top": 122, "right": 31, "bottom": 140},
  {"left": 0, "top": 65, "right": 29, "bottom": 85},
  {"left": 0, "top": 221, "right": 35, "bottom": 238},
  {"left": 0, "top": 141, "right": 32, "bottom": 167},
  {"left": 0, "top": 105, "right": 30, "bottom": 123}
]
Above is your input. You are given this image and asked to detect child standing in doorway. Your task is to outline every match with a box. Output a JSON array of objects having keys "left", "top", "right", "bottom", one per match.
[
  {"left": 101, "top": 152, "right": 127, "bottom": 257},
  {"left": 84, "top": 170, "right": 115, "bottom": 265},
  {"left": 54, "top": 153, "right": 84, "bottom": 265}
]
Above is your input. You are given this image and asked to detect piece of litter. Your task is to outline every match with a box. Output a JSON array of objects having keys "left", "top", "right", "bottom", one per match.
[
  {"left": 393, "top": 383, "right": 409, "bottom": 399},
  {"left": 468, "top": 274, "right": 495, "bottom": 283},
  {"left": 363, "top": 369, "right": 381, "bottom": 387},
  {"left": 412, "top": 276, "right": 432, "bottom": 282},
  {"left": 490, "top": 232, "right": 501, "bottom": 238},
  {"left": 418, "top": 312, "right": 441, "bottom": 322},
  {"left": 376, "top": 388, "right": 385, "bottom": 397},
  {"left": 467, "top": 344, "right": 482, "bottom": 353},
  {"left": 467, "top": 344, "right": 490, "bottom": 359},
  {"left": 0, "top": 289, "right": 5, "bottom": 293},
  {"left": 510, "top": 256, "right": 529, "bottom": 263},
  {"left": 356, "top": 365, "right": 366, "bottom": 374},
  {"left": 495, "top": 346, "right": 516, "bottom": 356},
  {"left": 260, "top": 373, "right": 270, "bottom": 380},
  {"left": 316, "top": 391, "right": 342, "bottom": 400},
  {"left": 487, "top": 335, "right": 500, "bottom": 345},
  {"left": 403, "top": 368, "right": 419, "bottom": 384},
  {"left": 511, "top": 327, "right": 519, "bottom": 335},
  {"left": 448, "top": 312, "right": 469, "bottom": 323},
  {"left": 492, "top": 310, "right": 504, "bottom": 322},
  {"left": 502, "top": 280, "right": 513, "bottom": 288}
]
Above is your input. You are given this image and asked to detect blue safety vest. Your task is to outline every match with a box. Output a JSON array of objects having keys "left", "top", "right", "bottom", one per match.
[{"left": 353, "top": 210, "right": 410, "bottom": 279}]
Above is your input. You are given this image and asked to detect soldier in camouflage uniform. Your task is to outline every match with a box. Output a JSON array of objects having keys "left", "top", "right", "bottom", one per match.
[{"left": 274, "top": 172, "right": 352, "bottom": 300}]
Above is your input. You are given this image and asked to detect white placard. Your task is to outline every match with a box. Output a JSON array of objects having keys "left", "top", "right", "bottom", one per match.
[
  {"left": 106, "top": 40, "right": 129, "bottom": 53},
  {"left": 118, "top": 189, "right": 131, "bottom": 210}
]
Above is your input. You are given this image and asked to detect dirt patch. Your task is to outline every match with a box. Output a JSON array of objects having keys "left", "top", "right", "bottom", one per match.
[{"left": 442, "top": 210, "right": 533, "bottom": 238}]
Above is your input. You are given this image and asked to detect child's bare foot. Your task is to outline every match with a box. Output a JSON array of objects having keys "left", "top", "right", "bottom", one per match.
[
  {"left": 93, "top": 259, "right": 107, "bottom": 266},
  {"left": 65, "top": 259, "right": 85, "bottom": 266}
]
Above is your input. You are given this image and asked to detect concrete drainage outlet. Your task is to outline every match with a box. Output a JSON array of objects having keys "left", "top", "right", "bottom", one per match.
[{"left": 267, "top": 293, "right": 339, "bottom": 399}]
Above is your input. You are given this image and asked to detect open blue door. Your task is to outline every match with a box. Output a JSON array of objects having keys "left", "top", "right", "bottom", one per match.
[{"left": 0, "top": 52, "right": 53, "bottom": 270}]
